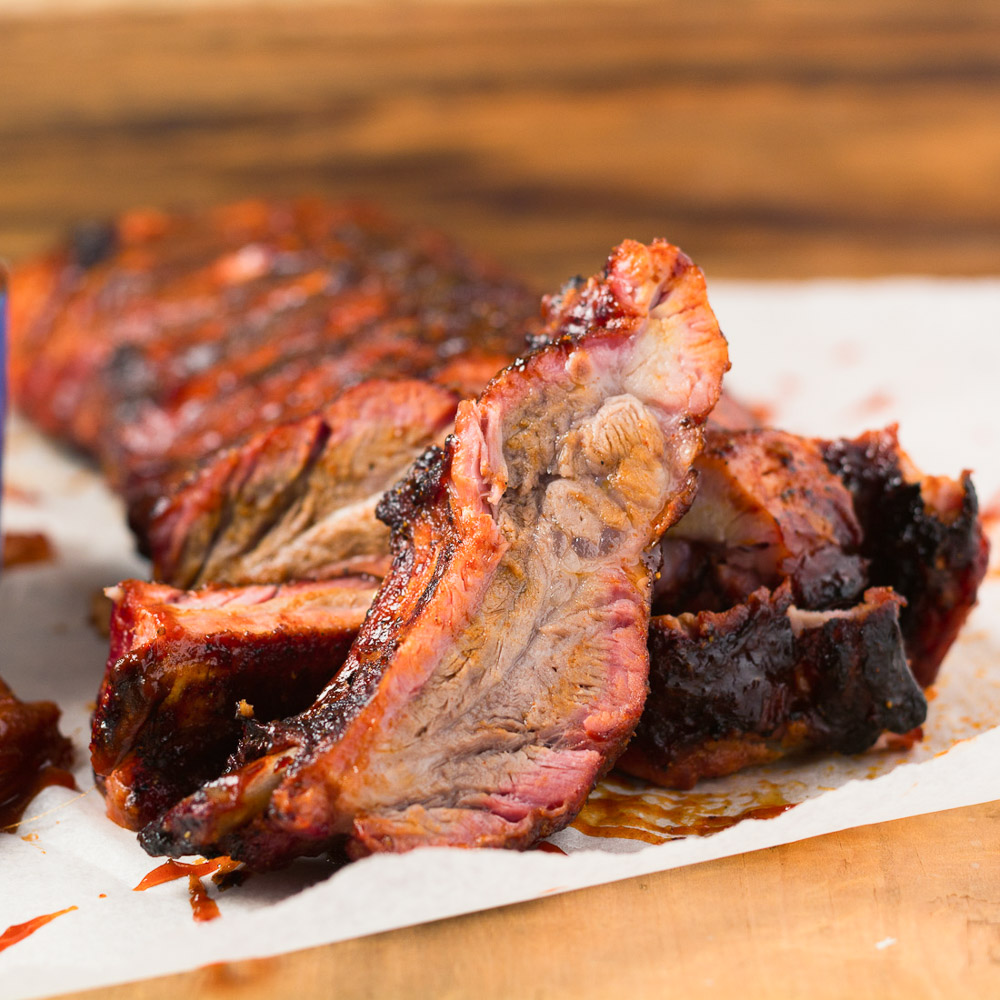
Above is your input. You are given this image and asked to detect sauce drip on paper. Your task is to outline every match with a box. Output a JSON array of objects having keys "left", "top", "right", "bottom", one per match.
[
  {"left": 188, "top": 875, "right": 221, "bottom": 923},
  {"left": 135, "top": 856, "right": 240, "bottom": 923},
  {"left": 0, "top": 906, "right": 77, "bottom": 954},
  {"left": 535, "top": 841, "right": 567, "bottom": 855}
]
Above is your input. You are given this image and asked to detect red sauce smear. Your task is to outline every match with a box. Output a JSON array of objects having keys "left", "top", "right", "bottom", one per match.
[
  {"left": 188, "top": 875, "right": 220, "bottom": 923},
  {"left": 0, "top": 766, "right": 78, "bottom": 833},
  {"left": 2, "top": 531, "right": 55, "bottom": 569},
  {"left": 535, "top": 841, "right": 567, "bottom": 855},
  {"left": 0, "top": 906, "right": 77, "bottom": 954},
  {"left": 134, "top": 857, "right": 240, "bottom": 923}
]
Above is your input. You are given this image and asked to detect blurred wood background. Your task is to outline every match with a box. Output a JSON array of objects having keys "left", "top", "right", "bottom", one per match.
[{"left": 1, "top": 0, "right": 998, "bottom": 286}]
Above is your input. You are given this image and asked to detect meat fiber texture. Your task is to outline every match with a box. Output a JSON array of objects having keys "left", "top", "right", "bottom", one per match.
[
  {"left": 8, "top": 198, "right": 542, "bottom": 539},
  {"left": 147, "top": 379, "right": 458, "bottom": 589},
  {"left": 137, "top": 239, "right": 729, "bottom": 868}
]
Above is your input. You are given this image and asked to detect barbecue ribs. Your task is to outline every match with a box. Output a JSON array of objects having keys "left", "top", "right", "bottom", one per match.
[{"left": 138, "top": 239, "right": 729, "bottom": 867}]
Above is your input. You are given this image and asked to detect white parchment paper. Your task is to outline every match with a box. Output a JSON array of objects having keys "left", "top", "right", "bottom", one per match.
[{"left": 2, "top": 279, "right": 998, "bottom": 1000}]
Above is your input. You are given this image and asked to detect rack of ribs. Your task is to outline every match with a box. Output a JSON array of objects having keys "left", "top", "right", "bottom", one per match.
[
  {"left": 135, "top": 239, "right": 729, "bottom": 867},
  {"left": 9, "top": 198, "right": 543, "bottom": 540}
]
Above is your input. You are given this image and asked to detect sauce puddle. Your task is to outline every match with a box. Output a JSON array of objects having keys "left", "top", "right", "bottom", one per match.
[
  {"left": 571, "top": 781, "right": 795, "bottom": 845},
  {"left": 0, "top": 767, "right": 78, "bottom": 833},
  {"left": 135, "top": 857, "right": 241, "bottom": 923},
  {"left": 0, "top": 906, "right": 77, "bottom": 954}
]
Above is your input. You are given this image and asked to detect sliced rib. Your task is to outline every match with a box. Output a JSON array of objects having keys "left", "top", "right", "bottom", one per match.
[
  {"left": 91, "top": 577, "right": 376, "bottom": 830},
  {"left": 655, "top": 428, "right": 867, "bottom": 613}
]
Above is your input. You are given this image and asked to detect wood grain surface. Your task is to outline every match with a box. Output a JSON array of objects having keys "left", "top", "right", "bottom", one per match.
[
  {"left": 56, "top": 801, "right": 1000, "bottom": 1000},
  {"left": 0, "top": 0, "right": 998, "bottom": 285},
  {"left": 1, "top": 3, "right": 998, "bottom": 998}
]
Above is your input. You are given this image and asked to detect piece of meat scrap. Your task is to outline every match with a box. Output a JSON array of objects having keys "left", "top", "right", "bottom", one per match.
[
  {"left": 619, "top": 584, "right": 926, "bottom": 789},
  {"left": 139, "top": 239, "right": 730, "bottom": 868},
  {"left": 622, "top": 424, "right": 985, "bottom": 789},
  {"left": 91, "top": 577, "right": 376, "bottom": 830},
  {"left": 147, "top": 379, "right": 458, "bottom": 589},
  {"left": 1, "top": 677, "right": 73, "bottom": 826}
]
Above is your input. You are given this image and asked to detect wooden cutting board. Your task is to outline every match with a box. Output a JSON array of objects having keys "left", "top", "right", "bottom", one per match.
[{"left": 1, "top": 3, "right": 997, "bottom": 997}]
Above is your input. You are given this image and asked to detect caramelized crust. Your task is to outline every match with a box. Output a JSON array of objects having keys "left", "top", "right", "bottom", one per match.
[
  {"left": 9, "top": 199, "right": 542, "bottom": 537},
  {"left": 622, "top": 585, "right": 926, "bottom": 788},
  {"left": 820, "top": 427, "right": 989, "bottom": 687}
]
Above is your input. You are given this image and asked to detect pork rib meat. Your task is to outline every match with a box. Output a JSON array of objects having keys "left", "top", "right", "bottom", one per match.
[
  {"left": 92, "top": 577, "right": 376, "bottom": 830},
  {"left": 139, "top": 238, "right": 729, "bottom": 867}
]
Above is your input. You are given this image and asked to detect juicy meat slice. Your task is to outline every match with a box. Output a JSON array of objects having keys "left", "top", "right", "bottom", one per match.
[
  {"left": 656, "top": 428, "right": 867, "bottom": 612},
  {"left": 618, "top": 584, "right": 926, "bottom": 789},
  {"left": 139, "top": 239, "right": 729, "bottom": 868},
  {"left": 147, "top": 379, "right": 458, "bottom": 588},
  {"left": 9, "top": 198, "right": 541, "bottom": 537},
  {"left": 0, "top": 677, "right": 73, "bottom": 817},
  {"left": 91, "top": 577, "right": 376, "bottom": 830},
  {"left": 820, "top": 427, "right": 989, "bottom": 687}
]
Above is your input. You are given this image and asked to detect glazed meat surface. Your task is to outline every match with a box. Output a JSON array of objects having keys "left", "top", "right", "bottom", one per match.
[
  {"left": 621, "top": 584, "right": 926, "bottom": 789},
  {"left": 91, "top": 577, "right": 376, "bottom": 830},
  {"left": 139, "top": 239, "right": 729, "bottom": 868},
  {"left": 820, "top": 427, "right": 989, "bottom": 687},
  {"left": 9, "top": 198, "right": 541, "bottom": 536},
  {"left": 148, "top": 379, "right": 458, "bottom": 589},
  {"left": 1, "top": 677, "right": 73, "bottom": 818}
]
